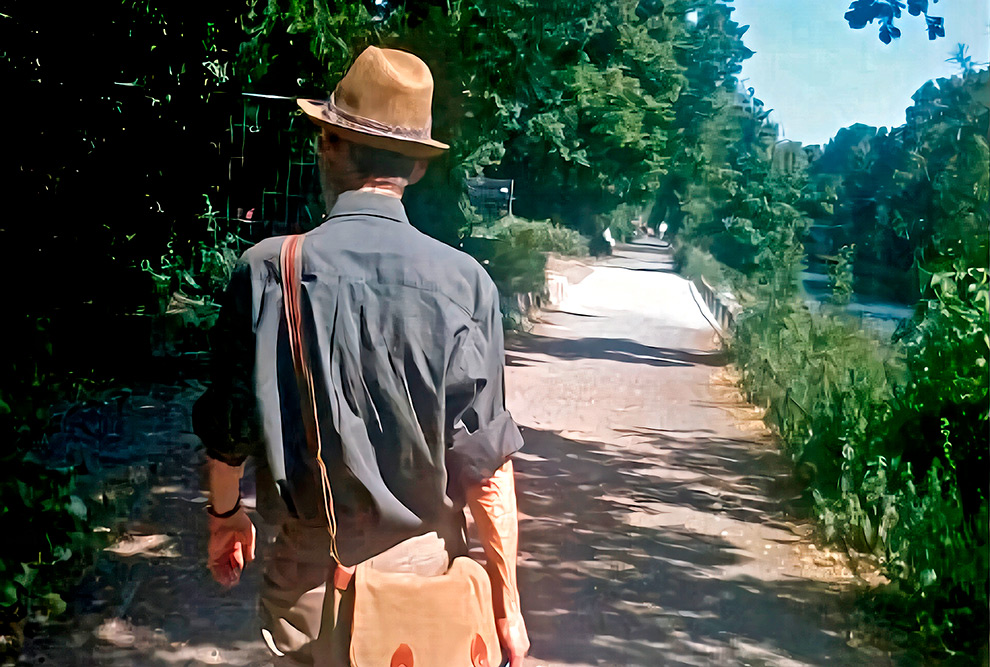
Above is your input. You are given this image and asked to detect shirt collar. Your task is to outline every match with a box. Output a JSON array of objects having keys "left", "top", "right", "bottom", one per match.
[{"left": 324, "top": 190, "right": 410, "bottom": 225}]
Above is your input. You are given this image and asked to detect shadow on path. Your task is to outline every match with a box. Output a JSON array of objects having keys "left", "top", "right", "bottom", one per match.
[
  {"left": 18, "top": 384, "right": 272, "bottom": 667},
  {"left": 514, "top": 425, "right": 882, "bottom": 666},
  {"left": 507, "top": 335, "right": 727, "bottom": 369}
]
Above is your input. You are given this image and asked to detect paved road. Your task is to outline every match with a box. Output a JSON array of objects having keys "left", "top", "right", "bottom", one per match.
[
  {"left": 18, "top": 239, "right": 899, "bottom": 666},
  {"left": 506, "top": 239, "right": 897, "bottom": 666}
]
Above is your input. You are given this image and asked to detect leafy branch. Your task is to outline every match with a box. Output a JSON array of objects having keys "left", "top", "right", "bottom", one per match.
[{"left": 844, "top": 0, "right": 945, "bottom": 43}]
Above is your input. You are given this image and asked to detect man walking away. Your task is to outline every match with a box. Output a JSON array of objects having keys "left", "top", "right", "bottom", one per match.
[{"left": 194, "top": 46, "right": 530, "bottom": 666}]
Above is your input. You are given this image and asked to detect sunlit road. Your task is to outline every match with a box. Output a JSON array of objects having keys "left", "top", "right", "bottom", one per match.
[{"left": 506, "top": 238, "right": 898, "bottom": 666}]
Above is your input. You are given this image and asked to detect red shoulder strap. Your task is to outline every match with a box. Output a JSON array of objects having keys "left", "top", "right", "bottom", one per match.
[{"left": 279, "top": 234, "right": 343, "bottom": 565}]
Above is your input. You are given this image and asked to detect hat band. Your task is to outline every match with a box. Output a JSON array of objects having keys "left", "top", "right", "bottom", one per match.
[{"left": 327, "top": 92, "right": 433, "bottom": 142}]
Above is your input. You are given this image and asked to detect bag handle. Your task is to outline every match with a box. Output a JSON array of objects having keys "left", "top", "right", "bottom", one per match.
[{"left": 280, "top": 234, "right": 344, "bottom": 566}]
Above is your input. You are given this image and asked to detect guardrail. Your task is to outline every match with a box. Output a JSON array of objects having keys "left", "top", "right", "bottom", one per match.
[{"left": 692, "top": 275, "right": 742, "bottom": 335}]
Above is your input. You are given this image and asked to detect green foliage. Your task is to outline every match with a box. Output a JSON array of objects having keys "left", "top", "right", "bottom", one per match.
[
  {"left": 599, "top": 203, "right": 646, "bottom": 243},
  {"left": 844, "top": 0, "right": 945, "bottom": 43},
  {"left": 827, "top": 244, "right": 856, "bottom": 306},
  {"left": 810, "top": 69, "right": 989, "bottom": 301},
  {"left": 897, "top": 265, "right": 989, "bottom": 415},
  {"left": 0, "top": 366, "right": 110, "bottom": 655},
  {"left": 141, "top": 196, "right": 251, "bottom": 332},
  {"left": 3, "top": 1, "right": 246, "bottom": 652},
  {"left": 731, "top": 277, "right": 988, "bottom": 653},
  {"left": 652, "top": 0, "right": 755, "bottom": 234},
  {"left": 0, "top": 458, "right": 91, "bottom": 620},
  {"left": 0, "top": 319, "right": 110, "bottom": 653},
  {"left": 454, "top": 0, "right": 686, "bottom": 225},
  {"left": 236, "top": 0, "right": 689, "bottom": 239},
  {"left": 697, "top": 68, "right": 990, "bottom": 655},
  {"left": 673, "top": 243, "right": 742, "bottom": 295},
  {"left": 464, "top": 214, "right": 590, "bottom": 299},
  {"left": 4, "top": 0, "right": 986, "bottom": 656},
  {"left": 459, "top": 239, "right": 545, "bottom": 300},
  {"left": 946, "top": 44, "right": 985, "bottom": 76},
  {"left": 5, "top": 0, "right": 245, "bottom": 352},
  {"left": 732, "top": 302, "right": 899, "bottom": 469},
  {"left": 655, "top": 1, "right": 818, "bottom": 300},
  {"left": 476, "top": 216, "right": 590, "bottom": 257},
  {"left": 237, "top": 0, "right": 388, "bottom": 91}
]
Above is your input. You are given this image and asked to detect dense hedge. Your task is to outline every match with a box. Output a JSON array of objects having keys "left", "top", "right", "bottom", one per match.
[
  {"left": 732, "top": 287, "right": 988, "bottom": 655},
  {"left": 677, "top": 69, "right": 988, "bottom": 656}
]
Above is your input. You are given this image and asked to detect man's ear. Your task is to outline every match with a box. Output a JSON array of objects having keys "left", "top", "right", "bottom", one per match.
[{"left": 408, "top": 160, "right": 429, "bottom": 186}]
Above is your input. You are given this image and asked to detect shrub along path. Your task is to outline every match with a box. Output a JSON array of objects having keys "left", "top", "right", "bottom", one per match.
[{"left": 17, "top": 238, "right": 903, "bottom": 666}]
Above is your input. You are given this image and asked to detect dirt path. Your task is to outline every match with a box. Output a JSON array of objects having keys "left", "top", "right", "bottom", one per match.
[
  {"left": 17, "top": 240, "right": 899, "bottom": 666},
  {"left": 506, "top": 239, "right": 898, "bottom": 666},
  {"left": 17, "top": 383, "right": 273, "bottom": 667}
]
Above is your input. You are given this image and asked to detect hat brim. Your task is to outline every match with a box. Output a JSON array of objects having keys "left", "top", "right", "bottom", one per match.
[{"left": 297, "top": 99, "right": 448, "bottom": 160}]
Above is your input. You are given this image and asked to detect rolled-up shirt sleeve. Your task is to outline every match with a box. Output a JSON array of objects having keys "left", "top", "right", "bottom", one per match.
[
  {"left": 445, "top": 289, "right": 524, "bottom": 504},
  {"left": 192, "top": 261, "right": 263, "bottom": 467}
]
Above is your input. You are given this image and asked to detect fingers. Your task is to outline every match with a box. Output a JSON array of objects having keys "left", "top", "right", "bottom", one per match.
[
  {"left": 232, "top": 540, "right": 245, "bottom": 570},
  {"left": 496, "top": 617, "right": 530, "bottom": 667},
  {"left": 208, "top": 530, "right": 253, "bottom": 588},
  {"left": 209, "top": 554, "right": 242, "bottom": 588},
  {"left": 243, "top": 524, "right": 257, "bottom": 564},
  {"left": 213, "top": 545, "right": 245, "bottom": 588},
  {"left": 207, "top": 513, "right": 256, "bottom": 587}
]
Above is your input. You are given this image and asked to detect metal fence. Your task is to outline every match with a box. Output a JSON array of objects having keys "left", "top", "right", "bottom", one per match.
[{"left": 220, "top": 95, "right": 324, "bottom": 242}]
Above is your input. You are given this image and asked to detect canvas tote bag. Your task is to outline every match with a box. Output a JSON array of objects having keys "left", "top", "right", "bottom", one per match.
[{"left": 280, "top": 234, "right": 502, "bottom": 667}]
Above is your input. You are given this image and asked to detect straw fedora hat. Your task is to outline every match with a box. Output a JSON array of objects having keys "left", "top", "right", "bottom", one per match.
[{"left": 297, "top": 46, "right": 449, "bottom": 159}]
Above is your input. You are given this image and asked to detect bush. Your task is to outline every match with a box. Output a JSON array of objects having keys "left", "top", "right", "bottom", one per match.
[
  {"left": 475, "top": 216, "right": 590, "bottom": 257},
  {"left": 464, "top": 216, "right": 589, "bottom": 309},
  {"left": 729, "top": 265, "right": 988, "bottom": 655},
  {"left": 674, "top": 242, "right": 743, "bottom": 295},
  {"left": 0, "top": 365, "right": 110, "bottom": 661}
]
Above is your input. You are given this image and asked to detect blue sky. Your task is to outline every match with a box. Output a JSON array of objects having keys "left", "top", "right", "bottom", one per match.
[{"left": 728, "top": 0, "right": 990, "bottom": 146}]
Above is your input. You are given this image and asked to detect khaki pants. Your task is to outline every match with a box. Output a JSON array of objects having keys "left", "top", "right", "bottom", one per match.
[
  {"left": 259, "top": 519, "right": 353, "bottom": 667},
  {"left": 259, "top": 520, "right": 453, "bottom": 667}
]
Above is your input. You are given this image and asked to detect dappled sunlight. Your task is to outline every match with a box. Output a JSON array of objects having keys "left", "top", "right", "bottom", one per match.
[
  {"left": 6, "top": 0, "right": 986, "bottom": 660},
  {"left": 514, "top": 425, "right": 875, "bottom": 666},
  {"left": 17, "top": 386, "right": 272, "bottom": 667}
]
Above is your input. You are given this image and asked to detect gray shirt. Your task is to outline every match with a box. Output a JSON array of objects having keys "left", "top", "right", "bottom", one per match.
[{"left": 193, "top": 190, "right": 524, "bottom": 565}]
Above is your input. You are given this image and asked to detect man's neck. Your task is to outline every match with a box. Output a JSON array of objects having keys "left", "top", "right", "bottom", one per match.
[
  {"left": 323, "top": 177, "right": 408, "bottom": 214},
  {"left": 356, "top": 185, "right": 403, "bottom": 199},
  {"left": 354, "top": 177, "right": 406, "bottom": 199}
]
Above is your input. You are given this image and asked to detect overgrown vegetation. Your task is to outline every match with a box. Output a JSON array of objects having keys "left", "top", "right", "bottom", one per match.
[
  {"left": 464, "top": 215, "right": 590, "bottom": 299},
  {"left": 2, "top": 0, "right": 244, "bottom": 654},
  {"left": 677, "top": 59, "right": 989, "bottom": 655},
  {"left": 477, "top": 216, "right": 591, "bottom": 257}
]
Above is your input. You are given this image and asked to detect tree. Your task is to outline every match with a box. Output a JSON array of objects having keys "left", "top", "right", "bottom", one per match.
[
  {"left": 810, "top": 68, "right": 990, "bottom": 299},
  {"left": 466, "top": 0, "right": 686, "bottom": 233},
  {"left": 655, "top": 0, "right": 815, "bottom": 295},
  {"left": 234, "top": 0, "right": 690, "bottom": 238},
  {"left": 2, "top": 0, "right": 246, "bottom": 376},
  {"left": 1, "top": 0, "right": 248, "bottom": 650},
  {"left": 843, "top": 0, "right": 945, "bottom": 43},
  {"left": 651, "top": 0, "right": 755, "bottom": 237}
]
